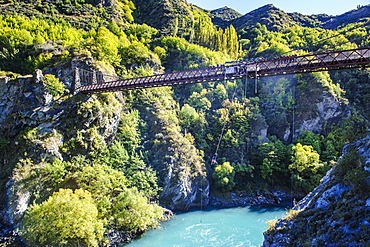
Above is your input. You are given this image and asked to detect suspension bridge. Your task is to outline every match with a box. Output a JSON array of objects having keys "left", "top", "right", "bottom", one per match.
[{"left": 77, "top": 47, "right": 370, "bottom": 94}]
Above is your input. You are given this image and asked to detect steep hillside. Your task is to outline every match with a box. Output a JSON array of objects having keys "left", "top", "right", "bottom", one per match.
[
  {"left": 132, "top": 0, "right": 194, "bottom": 36},
  {"left": 0, "top": 0, "right": 135, "bottom": 29},
  {"left": 213, "top": 4, "right": 370, "bottom": 33},
  {"left": 263, "top": 134, "right": 370, "bottom": 246},
  {"left": 324, "top": 4, "right": 370, "bottom": 29},
  {"left": 231, "top": 4, "right": 301, "bottom": 32},
  {"left": 209, "top": 6, "right": 242, "bottom": 28}
]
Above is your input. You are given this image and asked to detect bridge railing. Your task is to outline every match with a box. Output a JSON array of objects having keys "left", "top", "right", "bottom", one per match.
[{"left": 79, "top": 47, "right": 370, "bottom": 93}]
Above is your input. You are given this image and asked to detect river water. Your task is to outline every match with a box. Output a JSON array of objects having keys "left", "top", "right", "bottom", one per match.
[{"left": 125, "top": 205, "right": 288, "bottom": 247}]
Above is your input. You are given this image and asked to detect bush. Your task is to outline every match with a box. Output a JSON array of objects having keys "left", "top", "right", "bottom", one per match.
[
  {"left": 212, "top": 162, "right": 235, "bottom": 191},
  {"left": 112, "top": 188, "right": 163, "bottom": 232},
  {"left": 289, "top": 143, "right": 328, "bottom": 192},
  {"left": 0, "top": 137, "right": 10, "bottom": 149},
  {"left": 22, "top": 188, "right": 106, "bottom": 247},
  {"left": 44, "top": 74, "right": 65, "bottom": 97}
]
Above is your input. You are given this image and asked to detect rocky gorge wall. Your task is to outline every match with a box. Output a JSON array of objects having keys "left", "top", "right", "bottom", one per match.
[
  {"left": 0, "top": 54, "right": 361, "bottom": 246},
  {"left": 0, "top": 57, "right": 209, "bottom": 235},
  {"left": 263, "top": 134, "right": 370, "bottom": 246}
]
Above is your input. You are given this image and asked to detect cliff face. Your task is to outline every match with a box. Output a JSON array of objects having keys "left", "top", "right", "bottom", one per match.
[
  {"left": 132, "top": 88, "right": 209, "bottom": 211},
  {"left": 1, "top": 58, "right": 124, "bottom": 227},
  {"left": 256, "top": 74, "right": 350, "bottom": 143},
  {"left": 263, "top": 135, "right": 370, "bottom": 246},
  {"left": 0, "top": 56, "right": 210, "bottom": 235}
]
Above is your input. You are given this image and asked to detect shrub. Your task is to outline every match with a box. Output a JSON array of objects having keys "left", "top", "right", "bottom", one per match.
[
  {"left": 212, "top": 162, "right": 235, "bottom": 191},
  {"left": 44, "top": 74, "right": 65, "bottom": 97},
  {"left": 22, "top": 188, "right": 106, "bottom": 247},
  {"left": 112, "top": 188, "right": 164, "bottom": 232}
]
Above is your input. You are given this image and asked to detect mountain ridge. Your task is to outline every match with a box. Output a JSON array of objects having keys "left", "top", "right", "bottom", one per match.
[
  {"left": 218, "top": 4, "right": 370, "bottom": 32},
  {"left": 132, "top": 1, "right": 370, "bottom": 37}
]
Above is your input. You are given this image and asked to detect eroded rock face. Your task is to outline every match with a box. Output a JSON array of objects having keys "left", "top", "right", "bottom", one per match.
[
  {"left": 256, "top": 74, "right": 351, "bottom": 144},
  {"left": 0, "top": 72, "right": 53, "bottom": 138},
  {"left": 160, "top": 161, "right": 209, "bottom": 211},
  {"left": 296, "top": 90, "right": 349, "bottom": 135},
  {"left": 1, "top": 57, "right": 124, "bottom": 227},
  {"left": 155, "top": 133, "right": 210, "bottom": 211},
  {"left": 262, "top": 135, "right": 370, "bottom": 246}
]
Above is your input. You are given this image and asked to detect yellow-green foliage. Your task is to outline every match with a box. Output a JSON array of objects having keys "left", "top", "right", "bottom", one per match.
[
  {"left": 212, "top": 162, "right": 235, "bottom": 191},
  {"left": 290, "top": 143, "right": 320, "bottom": 172},
  {"left": 191, "top": 8, "right": 240, "bottom": 59},
  {"left": 312, "top": 71, "right": 345, "bottom": 99},
  {"left": 20, "top": 127, "right": 38, "bottom": 144},
  {"left": 159, "top": 36, "right": 230, "bottom": 70},
  {"left": 248, "top": 24, "right": 358, "bottom": 57},
  {"left": 44, "top": 74, "right": 65, "bottom": 97},
  {"left": 266, "top": 219, "right": 278, "bottom": 231},
  {"left": 17, "top": 154, "right": 164, "bottom": 244},
  {"left": 79, "top": 93, "right": 122, "bottom": 119},
  {"left": 0, "top": 15, "right": 84, "bottom": 45},
  {"left": 93, "top": 26, "right": 121, "bottom": 65},
  {"left": 285, "top": 208, "right": 300, "bottom": 220},
  {"left": 117, "top": 0, "right": 135, "bottom": 23},
  {"left": 289, "top": 143, "right": 327, "bottom": 192},
  {"left": 22, "top": 188, "right": 107, "bottom": 247},
  {"left": 112, "top": 188, "right": 164, "bottom": 232}
]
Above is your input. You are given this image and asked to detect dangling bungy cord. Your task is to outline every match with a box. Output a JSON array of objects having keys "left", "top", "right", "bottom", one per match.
[
  {"left": 212, "top": 66, "right": 245, "bottom": 165},
  {"left": 201, "top": 68, "right": 234, "bottom": 223},
  {"left": 201, "top": 64, "right": 247, "bottom": 223}
]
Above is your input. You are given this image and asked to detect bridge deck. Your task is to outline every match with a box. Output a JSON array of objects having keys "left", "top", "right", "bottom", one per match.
[{"left": 79, "top": 47, "right": 370, "bottom": 93}]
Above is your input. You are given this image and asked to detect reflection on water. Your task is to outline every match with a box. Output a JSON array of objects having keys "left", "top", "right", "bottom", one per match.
[{"left": 125, "top": 205, "right": 288, "bottom": 247}]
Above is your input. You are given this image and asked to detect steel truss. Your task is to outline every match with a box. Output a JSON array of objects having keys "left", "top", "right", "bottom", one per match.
[{"left": 79, "top": 47, "right": 370, "bottom": 93}]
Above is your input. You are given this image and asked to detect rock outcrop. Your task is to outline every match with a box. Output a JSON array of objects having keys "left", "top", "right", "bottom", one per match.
[
  {"left": 1, "top": 57, "right": 210, "bottom": 235},
  {"left": 209, "top": 190, "right": 292, "bottom": 208},
  {"left": 135, "top": 87, "right": 210, "bottom": 211},
  {"left": 263, "top": 134, "right": 370, "bottom": 246},
  {"left": 0, "top": 56, "right": 125, "bottom": 229}
]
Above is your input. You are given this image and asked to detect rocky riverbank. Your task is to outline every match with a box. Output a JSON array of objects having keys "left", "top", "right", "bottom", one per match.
[
  {"left": 262, "top": 134, "right": 370, "bottom": 246},
  {"left": 209, "top": 189, "right": 299, "bottom": 208}
]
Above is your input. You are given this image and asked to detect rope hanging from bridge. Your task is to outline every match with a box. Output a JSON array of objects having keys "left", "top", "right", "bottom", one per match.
[{"left": 211, "top": 73, "right": 240, "bottom": 166}]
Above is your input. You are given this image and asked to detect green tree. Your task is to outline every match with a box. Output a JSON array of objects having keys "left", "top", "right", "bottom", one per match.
[
  {"left": 289, "top": 143, "right": 327, "bottom": 192},
  {"left": 212, "top": 162, "right": 235, "bottom": 191},
  {"left": 187, "top": 89, "right": 212, "bottom": 112},
  {"left": 93, "top": 26, "right": 120, "bottom": 65},
  {"left": 179, "top": 104, "right": 199, "bottom": 129},
  {"left": 290, "top": 143, "right": 320, "bottom": 173},
  {"left": 44, "top": 74, "right": 65, "bottom": 97},
  {"left": 127, "top": 23, "right": 158, "bottom": 44},
  {"left": 119, "top": 40, "right": 159, "bottom": 68},
  {"left": 112, "top": 188, "right": 163, "bottom": 232},
  {"left": 22, "top": 189, "right": 106, "bottom": 247}
]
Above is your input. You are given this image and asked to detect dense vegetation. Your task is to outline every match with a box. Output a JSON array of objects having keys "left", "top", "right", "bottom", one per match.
[{"left": 0, "top": 0, "right": 370, "bottom": 246}]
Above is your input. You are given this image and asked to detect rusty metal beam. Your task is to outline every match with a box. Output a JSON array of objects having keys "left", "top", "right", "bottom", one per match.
[{"left": 79, "top": 47, "right": 370, "bottom": 93}]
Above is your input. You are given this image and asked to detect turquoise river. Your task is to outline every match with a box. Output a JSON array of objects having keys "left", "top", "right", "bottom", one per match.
[{"left": 125, "top": 204, "right": 289, "bottom": 247}]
